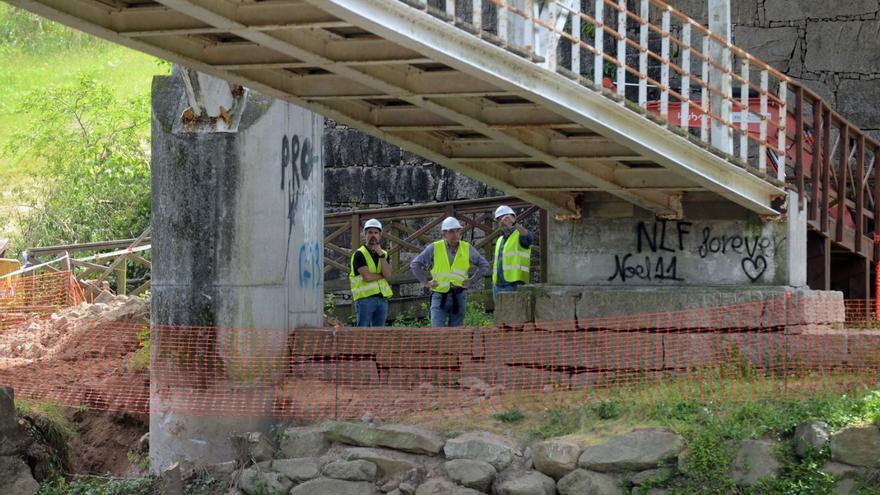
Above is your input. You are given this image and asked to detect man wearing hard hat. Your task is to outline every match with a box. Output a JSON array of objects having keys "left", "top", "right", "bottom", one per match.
[
  {"left": 410, "top": 216, "right": 491, "bottom": 327},
  {"left": 349, "top": 218, "right": 393, "bottom": 326},
  {"left": 492, "top": 205, "right": 534, "bottom": 301}
]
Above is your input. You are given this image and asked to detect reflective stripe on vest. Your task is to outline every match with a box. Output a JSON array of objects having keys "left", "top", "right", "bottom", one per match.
[
  {"left": 349, "top": 245, "right": 393, "bottom": 301},
  {"left": 430, "top": 240, "right": 471, "bottom": 293},
  {"left": 493, "top": 230, "right": 531, "bottom": 284}
]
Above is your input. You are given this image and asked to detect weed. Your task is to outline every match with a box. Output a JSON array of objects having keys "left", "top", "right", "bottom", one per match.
[
  {"left": 591, "top": 399, "right": 624, "bottom": 420},
  {"left": 493, "top": 409, "right": 526, "bottom": 423}
]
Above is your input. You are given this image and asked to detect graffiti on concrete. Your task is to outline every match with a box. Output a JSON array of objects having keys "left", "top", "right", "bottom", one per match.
[
  {"left": 297, "top": 242, "right": 321, "bottom": 289},
  {"left": 280, "top": 134, "right": 315, "bottom": 232},
  {"left": 608, "top": 220, "right": 779, "bottom": 283}
]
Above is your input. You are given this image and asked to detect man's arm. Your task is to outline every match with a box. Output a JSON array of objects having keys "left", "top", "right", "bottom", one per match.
[
  {"left": 517, "top": 224, "right": 535, "bottom": 248},
  {"left": 465, "top": 247, "right": 492, "bottom": 286},
  {"left": 409, "top": 243, "right": 435, "bottom": 286},
  {"left": 357, "top": 265, "right": 384, "bottom": 282},
  {"left": 379, "top": 253, "right": 392, "bottom": 280}
]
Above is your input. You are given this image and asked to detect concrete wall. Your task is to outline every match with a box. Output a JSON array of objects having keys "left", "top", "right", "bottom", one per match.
[
  {"left": 548, "top": 191, "right": 806, "bottom": 286},
  {"left": 149, "top": 71, "right": 323, "bottom": 470}
]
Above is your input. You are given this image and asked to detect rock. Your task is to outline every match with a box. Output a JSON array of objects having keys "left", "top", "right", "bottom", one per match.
[
  {"left": 557, "top": 469, "right": 623, "bottom": 495},
  {"left": 160, "top": 462, "right": 184, "bottom": 495},
  {"left": 0, "top": 387, "right": 18, "bottom": 432},
  {"left": 236, "top": 467, "right": 294, "bottom": 495},
  {"left": 730, "top": 439, "right": 780, "bottom": 487},
  {"left": 279, "top": 426, "right": 330, "bottom": 458},
  {"left": 830, "top": 425, "right": 880, "bottom": 468},
  {"left": 794, "top": 421, "right": 830, "bottom": 458},
  {"left": 323, "top": 459, "right": 378, "bottom": 481},
  {"left": 532, "top": 439, "right": 581, "bottom": 479},
  {"left": 495, "top": 470, "right": 556, "bottom": 495},
  {"left": 444, "top": 431, "right": 519, "bottom": 470},
  {"left": 324, "top": 422, "right": 445, "bottom": 455},
  {"left": 820, "top": 461, "right": 866, "bottom": 478},
  {"left": 444, "top": 458, "right": 496, "bottom": 491},
  {"left": 94, "top": 290, "right": 115, "bottom": 304},
  {"left": 342, "top": 447, "right": 418, "bottom": 476},
  {"left": 380, "top": 479, "right": 400, "bottom": 492},
  {"left": 272, "top": 458, "right": 320, "bottom": 482},
  {"left": 0, "top": 456, "right": 39, "bottom": 495},
  {"left": 136, "top": 432, "right": 150, "bottom": 453},
  {"left": 0, "top": 422, "right": 32, "bottom": 457},
  {"left": 399, "top": 481, "right": 416, "bottom": 494},
  {"left": 458, "top": 376, "right": 490, "bottom": 395},
  {"left": 209, "top": 461, "right": 238, "bottom": 475},
  {"left": 230, "top": 432, "right": 276, "bottom": 464},
  {"left": 578, "top": 429, "right": 683, "bottom": 472},
  {"left": 291, "top": 477, "right": 379, "bottom": 495},
  {"left": 835, "top": 478, "right": 858, "bottom": 495},
  {"left": 627, "top": 467, "right": 674, "bottom": 486},
  {"left": 414, "top": 478, "right": 484, "bottom": 495}
]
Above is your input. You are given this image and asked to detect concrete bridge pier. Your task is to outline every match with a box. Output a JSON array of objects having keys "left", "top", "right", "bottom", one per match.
[
  {"left": 149, "top": 69, "right": 323, "bottom": 471},
  {"left": 495, "top": 190, "right": 845, "bottom": 324}
]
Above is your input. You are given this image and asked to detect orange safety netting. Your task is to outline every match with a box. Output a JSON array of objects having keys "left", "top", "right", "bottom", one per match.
[
  {"left": 1, "top": 292, "right": 879, "bottom": 420},
  {"left": 0, "top": 271, "right": 82, "bottom": 332}
]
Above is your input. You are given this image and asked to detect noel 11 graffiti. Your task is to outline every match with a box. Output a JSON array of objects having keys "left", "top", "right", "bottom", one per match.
[{"left": 607, "top": 220, "right": 776, "bottom": 283}]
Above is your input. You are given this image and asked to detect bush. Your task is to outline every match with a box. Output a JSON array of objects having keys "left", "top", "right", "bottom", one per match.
[{"left": 5, "top": 74, "right": 150, "bottom": 253}]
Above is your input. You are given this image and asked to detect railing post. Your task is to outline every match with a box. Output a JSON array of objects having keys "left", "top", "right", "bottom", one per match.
[
  {"left": 759, "top": 69, "right": 768, "bottom": 173},
  {"left": 680, "top": 20, "right": 691, "bottom": 126},
  {"left": 700, "top": 35, "right": 710, "bottom": 142},
  {"left": 875, "top": 143, "right": 880, "bottom": 262},
  {"left": 638, "top": 0, "right": 649, "bottom": 108},
  {"left": 777, "top": 80, "right": 787, "bottom": 181},
  {"left": 571, "top": 3, "right": 580, "bottom": 75},
  {"left": 616, "top": 0, "right": 626, "bottom": 97},
  {"left": 474, "top": 0, "right": 482, "bottom": 31},
  {"left": 708, "top": 0, "right": 732, "bottom": 153},
  {"left": 539, "top": 208, "right": 548, "bottom": 283},
  {"left": 594, "top": 0, "right": 604, "bottom": 87},
  {"left": 856, "top": 134, "right": 865, "bottom": 254},
  {"left": 821, "top": 105, "right": 832, "bottom": 234},
  {"left": 794, "top": 85, "right": 804, "bottom": 201},
  {"left": 498, "top": 0, "right": 508, "bottom": 44},
  {"left": 739, "top": 58, "right": 749, "bottom": 162},
  {"left": 809, "top": 96, "right": 822, "bottom": 221},
  {"left": 524, "top": 0, "right": 534, "bottom": 51},
  {"left": 660, "top": 7, "right": 670, "bottom": 117}
]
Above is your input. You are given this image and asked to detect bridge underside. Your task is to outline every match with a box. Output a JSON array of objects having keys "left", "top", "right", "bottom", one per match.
[{"left": 10, "top": 0, "right": 786, "bottom": 218}]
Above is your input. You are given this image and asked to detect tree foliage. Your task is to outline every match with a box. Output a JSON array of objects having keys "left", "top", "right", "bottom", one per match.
[
  {"left": 0, "top": 5, "right": 103, "bottom": 54},
  {"left": 5, "top": 74, "right": 151, "bottom": 251}
]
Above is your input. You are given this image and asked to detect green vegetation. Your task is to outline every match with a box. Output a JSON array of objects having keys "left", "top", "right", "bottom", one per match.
[
  {"left": 36, "top": 476, "right": 155, "bottom": 495},
  {"left": 492, "top": 409, "right": 526, "bottom": 423},
  {"left": 390, "top": 300, "right": 494, "bottom": 327},
  {"left": 0, "top": 4, "right": 164, "bottom": 249},
  {"left": 15, "top": 399, "right": 75, "bottom": 473}
]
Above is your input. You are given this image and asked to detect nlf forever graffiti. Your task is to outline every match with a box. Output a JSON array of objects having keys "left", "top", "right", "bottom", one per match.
[{"left": 608, "top": 220, "right": 781, "bottom": 283}]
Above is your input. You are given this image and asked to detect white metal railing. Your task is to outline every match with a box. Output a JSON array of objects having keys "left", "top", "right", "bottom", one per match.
[{"left": 403, "top": 0, "right": 791, "bottom": 182}]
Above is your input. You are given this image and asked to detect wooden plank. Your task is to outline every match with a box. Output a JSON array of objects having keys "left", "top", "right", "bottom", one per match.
[
  {"left": 821, "top": 105, "right": 832, "bottom": 233},
  {"left": 795, "top": 86, "right": 804, "bottom": 199},
  {"left": 27, "top": 236, "right": 151, "bottom": 256},
  {"left": 855, "top": 134, "right": 865, "bottom": 254},
  {"left": 837, "top": 125, "right": 849, "bottom": 243}
]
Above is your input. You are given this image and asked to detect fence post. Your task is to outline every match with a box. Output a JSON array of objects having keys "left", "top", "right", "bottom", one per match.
[{"left": 539, "top": 208, "right": 549, "bottom": 282}]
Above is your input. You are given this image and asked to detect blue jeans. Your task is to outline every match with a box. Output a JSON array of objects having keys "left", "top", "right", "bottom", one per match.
[
  {"left": 355, "top": 296, "right": 389, "bottom": 327},
  {"left": 493, "top": 281, "right": 523, "bottom": 302},
  {"left": 430, "top": 290, "right": 467, "bottom": 327}
]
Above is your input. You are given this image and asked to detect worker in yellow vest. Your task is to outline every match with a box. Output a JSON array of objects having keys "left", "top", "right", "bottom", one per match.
[
  {"left": 349, "top": 218, "right": 393, "bottom": 326},
  {"left": 410, "top": 217, "right": 490, "bottom": 327},
  {"left": 492, "top": 205, "right": 533, "bottom": 301}
]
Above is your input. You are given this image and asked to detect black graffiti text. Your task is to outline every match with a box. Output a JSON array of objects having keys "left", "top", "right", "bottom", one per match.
[{"left": 607, "top": 254, "right": 684, "bottom": 282}]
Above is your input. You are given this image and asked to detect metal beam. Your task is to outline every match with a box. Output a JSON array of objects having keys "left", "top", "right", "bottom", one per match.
[{"left": 311, "top": 0, "right": 785, "bottom": 216}]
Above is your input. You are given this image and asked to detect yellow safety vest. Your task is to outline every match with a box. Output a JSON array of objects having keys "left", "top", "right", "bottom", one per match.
[
  {"left": 493, "top": 230, "right": 531, "bottom": 284},
  {"left": 349, "top": 246, "right": 393, "bottom": 301},
  {"left": 430, "top": 240, "right": 471, "bottom": 293}
]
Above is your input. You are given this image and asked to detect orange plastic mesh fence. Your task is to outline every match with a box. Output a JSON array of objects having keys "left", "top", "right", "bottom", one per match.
[
  {"left": 1, "top": 293, "right": 879, "bottom": 419},
  {"left": 0, "top": 271, "right": 82, "bottom": 332}
]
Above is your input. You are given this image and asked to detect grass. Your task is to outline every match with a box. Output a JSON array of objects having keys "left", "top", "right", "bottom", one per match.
[
  {"left": 0, "top": 42, "right": 163, "bottom": 241},
  {"left": 404, "top": 377, "right": 880, "bottom": 494}
]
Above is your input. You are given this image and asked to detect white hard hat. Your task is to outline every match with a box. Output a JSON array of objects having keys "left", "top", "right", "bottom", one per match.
[
  {"left": 494, "top": 205, "right": 515, "bottom": 219},
  {"left": 363, "top": 218, "right": 383, "bottom": 231},
  {"left": 441, "top": 216, "right": 463, "bottom": 231}
]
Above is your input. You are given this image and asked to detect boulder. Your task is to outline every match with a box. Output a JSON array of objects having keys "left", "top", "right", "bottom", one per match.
[
  {"left": 0, "top": 387, "right": 17, "bottom": 432},
  {"left": 230, "top": 432, "right": 275, "bottom": 464},
  {"left": 578, "top": 429, "right": 683, "bottom": 472},
  {"left": 0, "top": 456, "right": 39, "bottom": 495},
  {"left": 627, "top": 467, "right": 674, "bottom": 486},
  {"left": 532, "top": 439, "right": 581, "bottom": 479},
  {"left": 236, "top": 467, "right": 293, "bottom": 495},
  {"left": 830, "top": 425, "right": 880, "bottom": 468},
  {"left": 495, "top": 470, "right": 556, "bottom": 495},
  {"left": 557, "top": 469, "right": 623, "bottom": 495},
  {"left": 794, "top": 421, "right": 830, "bottom": 457},
  {"left": 322, "top": 459, "right": 378, "bottom": 481},
  {"left": 324, "top": 422, "right": 445, "bottom": 454},
  {"left": 279, "top": 426, "right": 330, "bottom": 458},
  {"left": 444, "top": 431, "right": 519, "bottom": 470},
  {"left": 414, "top": 478, "right": 484, "bottom": 495},
  {"left": 342, "top": 447, "right": 419, "bottom": 476},
  {"left": 444, "top": 459, "right": 496, "bottom": 492},
  {"left": 272, "top": 458, "right": 320, "bottom": 482},
  {"left": 730, "top": 439, "right": 780, "bottom": 487},
  {"left": 290, "top": 477, "right": 379, "bottom": 495}
]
